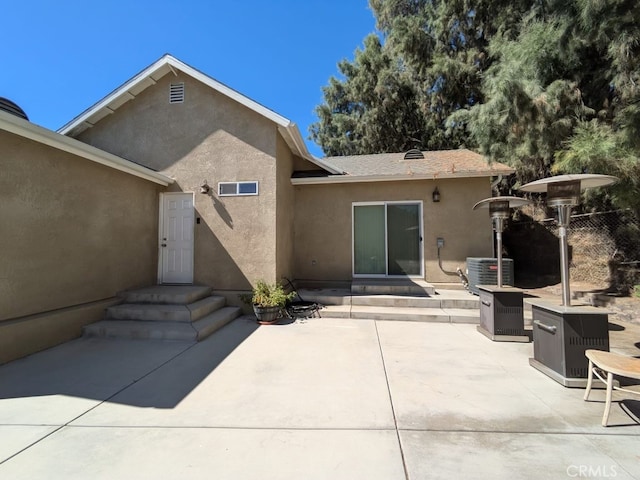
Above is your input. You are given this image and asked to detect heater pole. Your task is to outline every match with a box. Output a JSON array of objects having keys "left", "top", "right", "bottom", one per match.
[
  {"left": 493, "top": 217, "right": 505, "bottom": 288},
  {"left": 557, "top": 205, "right": 572, "bottom": 306},
  {"left": 496, "top": 231, "right": 503, "bottom": 287}
]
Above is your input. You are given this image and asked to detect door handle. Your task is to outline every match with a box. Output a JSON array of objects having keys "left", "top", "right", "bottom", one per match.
[
  {"left": 161, "top": 243, "right": 167, "bottom": 247},
  {"left": 533, "top": 320, "right": 557, "bottom": 334}
]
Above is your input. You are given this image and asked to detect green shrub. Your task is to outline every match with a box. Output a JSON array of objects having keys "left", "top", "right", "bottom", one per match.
[{"left": 240, "top": 280, "right": 296, "bottom": 307}]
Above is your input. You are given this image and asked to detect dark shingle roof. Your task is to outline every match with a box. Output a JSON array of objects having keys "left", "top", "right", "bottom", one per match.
[{"left": 324, "top": 149, "right": 513, "bottom": 178}]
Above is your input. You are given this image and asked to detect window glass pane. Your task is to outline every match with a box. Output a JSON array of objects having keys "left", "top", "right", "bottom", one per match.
[
  {"left": 353, "top": 205, "right": 386, "bottom": 275},
  {"left": 219, "top": 183, "right": 237, "bottom": 195},
  {"left": 238, "top": 182, "right": 258, "bottom": 194},
  {"left": 387, "top": 204, "right": 421, "bottom": 275}
]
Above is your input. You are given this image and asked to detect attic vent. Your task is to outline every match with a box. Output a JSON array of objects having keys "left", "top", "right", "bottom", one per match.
[
  {"left": 404, "top": 149, "right": 424, "bottom": 160},
  {"left": 0, "top": 97, "right": 28, "bottom": 120},
  {"left": 169, "top": 82, "right": 185, "bottom": 103}
]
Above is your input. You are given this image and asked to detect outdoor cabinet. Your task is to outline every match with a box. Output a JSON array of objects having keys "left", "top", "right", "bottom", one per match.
[
  {"left": 529, "top": 301, "right": 609, "bottom": 387},
  {"left": 477, "top": 286, "right": 529, "bottom": 342}
]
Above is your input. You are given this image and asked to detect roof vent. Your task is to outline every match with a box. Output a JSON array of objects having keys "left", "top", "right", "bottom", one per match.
[
  {"left": 0, "top": 97, "right": 28, "bottom": 120},
  {"left": 403, "top": 149, "right": 424, "bottom": 160},
  {"left": 169, "top": 83, "right": 185, "bottom": 103}
]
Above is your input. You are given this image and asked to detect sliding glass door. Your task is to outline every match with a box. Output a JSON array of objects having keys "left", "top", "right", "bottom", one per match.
[
  {"left": 353, "top": 205, "right": 386, "bottom": 275},
  {"left": 353, "top": 202, "right": 423, "bottom": 277}
]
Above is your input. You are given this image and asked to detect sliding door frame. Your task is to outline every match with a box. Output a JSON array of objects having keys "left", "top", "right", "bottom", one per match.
[{"left": 352, "top": 201, "right": 424, "bottom": 279}]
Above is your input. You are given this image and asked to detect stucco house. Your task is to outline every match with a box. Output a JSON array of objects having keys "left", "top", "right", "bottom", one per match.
[{"left": 1, "top": 54, "right": 513, "bottom": 364}]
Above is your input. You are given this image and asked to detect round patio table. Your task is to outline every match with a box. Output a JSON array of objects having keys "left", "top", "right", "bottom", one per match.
[{"left": 583, "top": 349, "right": 640, "bottom": 426}]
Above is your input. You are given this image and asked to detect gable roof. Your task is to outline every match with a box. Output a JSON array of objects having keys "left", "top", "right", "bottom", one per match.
[
  {"left": 291, "top": 149, "right": 514, "bottom": 185},
  {"left": 58, "top": 54, "right": 341, "bottom": 174},
  {"left": 0, "top": 109, "right": 173, "bottom": 186}
]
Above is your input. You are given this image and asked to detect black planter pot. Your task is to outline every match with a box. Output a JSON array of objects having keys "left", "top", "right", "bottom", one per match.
[{"left": 253, "top": 305, "right": 282, "bottom": 324}]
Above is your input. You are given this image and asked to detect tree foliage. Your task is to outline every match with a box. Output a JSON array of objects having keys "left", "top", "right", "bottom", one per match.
[
  {"left": 311, "top": 34, "right": 426, "bottom": 155},
  {"left": 461, "top": 0, "right": 640, "bottom": 214},
  {"left": 310, "top": 0, "right": 640, "bottom": 214},
  {"left": 454, "top": 14, "right": 593, "bottom": 184},
  {"left": 311, "top": 0, "right": 531, "bottom": 154}
]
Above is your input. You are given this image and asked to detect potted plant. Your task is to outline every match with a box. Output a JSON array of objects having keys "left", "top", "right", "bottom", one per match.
[{"left": 241, "top": 280, "right": 297, "bottom": 324}]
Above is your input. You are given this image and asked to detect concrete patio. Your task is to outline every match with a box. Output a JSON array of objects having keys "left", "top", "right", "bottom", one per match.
[{"left": 1, "top": 313, "right": 639, "bottom": 479}]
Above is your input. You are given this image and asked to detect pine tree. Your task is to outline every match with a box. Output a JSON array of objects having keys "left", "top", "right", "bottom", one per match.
[
  {"left": 311, "top": 0, "right": 640, "bottom": 215},
  {"left": 310, "top": 34, "right": 427, "bottom": 155},
  {"left": 311, "top": 0, "right": 532, "bottom": 155}
]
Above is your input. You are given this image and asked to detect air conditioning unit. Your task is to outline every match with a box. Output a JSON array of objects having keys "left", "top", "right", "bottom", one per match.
[{"left": 466, "top": 257, "right": 514, "bottom": 295}]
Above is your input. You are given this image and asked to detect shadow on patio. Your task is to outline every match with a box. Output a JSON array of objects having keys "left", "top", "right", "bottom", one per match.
[{"left": 0, "top": 317, "right": 259, "bottom": 409}]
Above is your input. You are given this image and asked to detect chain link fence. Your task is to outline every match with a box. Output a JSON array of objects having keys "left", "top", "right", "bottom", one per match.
[{"left": 505, "top": 208, "right": 640, "bottom": 293}]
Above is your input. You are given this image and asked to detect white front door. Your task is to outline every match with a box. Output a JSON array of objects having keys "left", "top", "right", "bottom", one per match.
[{"left": 160, "top": 193, "right": 194, "bottom": 284}]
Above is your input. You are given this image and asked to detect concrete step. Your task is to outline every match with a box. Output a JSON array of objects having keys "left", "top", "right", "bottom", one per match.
[
  {"left": 351, "top": 279, "right": 436, "bottom": 295},
  {"left": 319, "top": 305, "right": 351, "bottom": 318},
  {"left": 297, "top": 289, "right": 351, "bottom": 305},
  {"left": 440, "top": 297, "right": 479, "bottom": 309},
  {"left": 119, "top": 285, "right": 213, "bottom": 305},
  {"left": 189, "top": 296, "right": 226, "bottom": 319},
  {"left": 351, "top": 295, "right": 442, "bottom": 308},
  {"left": 431, "top": 282, "right": 468, "bottom": 291},
  {"left": 295, "top": 287, "right": 482, "bottom": 323},
  {"left": 299, "top": 289, "right": 479, "bottom": 310},
  {"left": 84, "top": 320, "right": 201, "bottom": 341},
  {"left": 193, "top": 307, "right": 242, "bottom": 340},
  {"left": 320, "top": 305, "right": 480, "bottom": 323},
  {"left": 85, "top": 306, "right": 242, "bottom": 341},
  {"left": 350, "top": 305, "right": 479, "bottom": 323},
  {"left": 88, "top": 284, "right": 241, "bottom": 342},
  {"left": 106, "top": 296, "right": 225, "bottom": 322}
]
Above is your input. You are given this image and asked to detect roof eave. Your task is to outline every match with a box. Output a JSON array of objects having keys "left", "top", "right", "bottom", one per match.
[
  {"left": 58, "top": 54, "right": 293, "bottom": 136},
  {"left": 1, "top": 111, "right": 174, "bottom": 186},
  {"left": 57, "top": 54, "right": 341, "bottom": 176},
  {"left": 291, "top": 169, "right": 515, "bottom": 185},
  {"left": 279, "top": 124, "right": 342, "bottom": 174}
]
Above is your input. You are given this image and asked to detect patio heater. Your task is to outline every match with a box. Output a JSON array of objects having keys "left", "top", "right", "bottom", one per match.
[
  {"left": 472, "top": 196, "right": 531, "bottom": 342},
  {"left": 519, "top": 174, "right": 618, "bottom": 387}
]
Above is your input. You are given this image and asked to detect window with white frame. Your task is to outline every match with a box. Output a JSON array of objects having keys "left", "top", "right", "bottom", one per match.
[{"left": 218, "top": 181, "right": 259, "bottom": 196}]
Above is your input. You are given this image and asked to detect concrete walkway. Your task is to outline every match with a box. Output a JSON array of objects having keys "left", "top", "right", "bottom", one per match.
[{"left": 1, "top": 315, "right": 639, "bottom": 479}]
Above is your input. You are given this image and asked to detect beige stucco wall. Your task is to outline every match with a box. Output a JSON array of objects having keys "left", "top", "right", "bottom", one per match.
[
  {"left": 69, "top": 69, "right": 494, "bottom": 291},
  {"left": 293, "top": 177, "right": 494, "bottom": 283},
  {"left": 275, "top": 133, "right": 297, "bottom": 283},
  {"left": 0, "top": 130, "right": 162, "bottom": 363},
  {"left": 75, "top": 73, "right": 293, "bottom": 290}
]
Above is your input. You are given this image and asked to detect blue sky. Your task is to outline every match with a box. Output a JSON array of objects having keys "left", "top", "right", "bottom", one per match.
[{"left": 2, "top": 1, "right": 377, "bottom": 157}]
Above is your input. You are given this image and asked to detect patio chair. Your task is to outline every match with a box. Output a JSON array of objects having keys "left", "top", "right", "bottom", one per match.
[
  {"left": 282, "top": 278, "right": 323, "bottom": 319},
  {"left": 583, "top": 349, "right": 640, "bottom": 426}
]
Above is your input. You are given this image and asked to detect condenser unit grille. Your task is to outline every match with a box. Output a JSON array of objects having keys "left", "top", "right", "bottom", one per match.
[{"left": 467, "top": 257, "right": 514, "bottom": 295}]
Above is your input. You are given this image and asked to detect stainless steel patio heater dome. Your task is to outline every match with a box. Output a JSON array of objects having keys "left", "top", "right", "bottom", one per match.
[
  {"left": 519, "top": 174, "right": 618, "bottom": 387},
  {"left": 472, "top": 196, "right": 531, "bottom": 342}
]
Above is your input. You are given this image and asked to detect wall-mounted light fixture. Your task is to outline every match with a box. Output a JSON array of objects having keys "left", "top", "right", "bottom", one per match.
[
  {"left": 200, "top": 180, "right": 210, "bottom": 194},
  {"left": 432, "top": 187, "right": 440, "bottom": 203}
]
